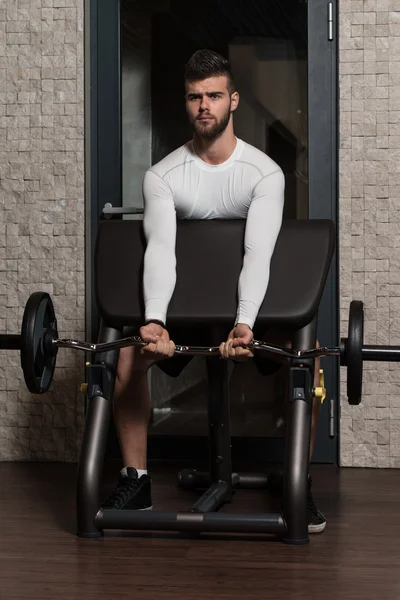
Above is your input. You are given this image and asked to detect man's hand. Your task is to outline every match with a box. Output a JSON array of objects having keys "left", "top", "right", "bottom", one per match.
[
  {"left": 219, "top": 323, "right": 255, "bottom": 361},
  {"left": 139, "top": 323, "right": 176, "bottom": 361}
]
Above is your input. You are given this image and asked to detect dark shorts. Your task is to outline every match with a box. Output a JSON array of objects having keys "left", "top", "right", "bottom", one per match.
[
  {"left": 155, "top": 327, "right": 211, "bottom": 378},
  {"left": 151, "top": 325, "right": 285, "bottom": 379}
]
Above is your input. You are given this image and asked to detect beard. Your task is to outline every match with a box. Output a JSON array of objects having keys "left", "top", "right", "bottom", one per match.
[{"left": 192, "top": 103, "right": 231, "bottom": 141}]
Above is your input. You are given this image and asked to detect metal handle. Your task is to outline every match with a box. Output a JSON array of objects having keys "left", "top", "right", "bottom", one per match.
[
  {"left": 55, "top": 335, "right": 342, "bottom": 358},
  {"left": 328, "top": 2, "right": 334, "bottom": 41},
  {"left": 102, "top": 203, "right": 144, "bottom": 219}
]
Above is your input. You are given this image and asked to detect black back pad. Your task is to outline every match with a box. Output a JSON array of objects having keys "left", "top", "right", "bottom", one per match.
[{"left": 95, "top": 219, "right": 335, "bottom": 331}]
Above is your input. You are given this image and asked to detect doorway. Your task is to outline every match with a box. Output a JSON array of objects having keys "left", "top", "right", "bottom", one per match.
[{"left": 86, "top": 0, "right": 339, "bottom": 463}]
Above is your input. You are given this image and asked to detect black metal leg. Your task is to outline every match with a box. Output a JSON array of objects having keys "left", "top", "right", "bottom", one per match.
[
  {"left": 178, "top": 469, "right": 269, "bottom": 491},
  {"left": 235, "top": 473, "right": 268, "bottom": 488},
  {"left": 96, "top": 509, "right": 286, "bottom": 535},
  {"left": 76, "top": 394, "right": 112, "bottom": 537},
  {"left": 282, "top": 365, "right": 313, "bottom": 545},
  {"left": 76, "top": 322, "right": 122, "bottom": 538},
  {"left": 190, "top": 481, "right": 231, "bottom": 512},
  {"left": 206, "top": 357, "right": 232, "bottom": 490},
  {"left": 187, "top": 358, "right": 233, "bottom": 512}
]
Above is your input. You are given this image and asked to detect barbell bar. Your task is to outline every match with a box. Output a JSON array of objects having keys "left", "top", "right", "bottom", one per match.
[
  {"left": 59, "top": 336, "right": 340, "bottom": 358},
  {"left": 340, "top": 300, "right": 400, "bottom": 404},
  {"left": 0, "top": 292, "right": 399, "bottom": 403}
]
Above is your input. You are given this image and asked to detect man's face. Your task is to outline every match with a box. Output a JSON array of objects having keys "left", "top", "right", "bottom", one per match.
[{"left": 185, "top": 75, "right": 239, "bottom": 141}]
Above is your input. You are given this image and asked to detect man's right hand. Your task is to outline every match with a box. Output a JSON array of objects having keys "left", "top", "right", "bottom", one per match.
[{"left": 139, "top": 323, "right": 176, "bottom": 360}]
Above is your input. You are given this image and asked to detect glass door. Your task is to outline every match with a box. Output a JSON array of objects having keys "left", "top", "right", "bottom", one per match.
[{"left": 87, "top": 0, "right": 338, "bottom": 463}]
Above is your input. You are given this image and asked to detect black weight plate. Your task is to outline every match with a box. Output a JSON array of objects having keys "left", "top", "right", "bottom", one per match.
[
  {"left": 20, "top": 292, "right": 59, "bottom": 394},
  {"left": 347, "top": 300, "right": 364, "bottom": 405}
]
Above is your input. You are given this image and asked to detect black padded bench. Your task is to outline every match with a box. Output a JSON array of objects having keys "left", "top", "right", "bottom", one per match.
[{"left": 77, "top": 218, "right": 335, "bottom": 544}]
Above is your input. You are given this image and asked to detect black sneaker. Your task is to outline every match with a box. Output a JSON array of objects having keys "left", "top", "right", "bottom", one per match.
[
  {"left": 266, "top": 472, "right": 326, "bottom": 534},
  {"left": 307, "top": 476, "right": 326, "bottom": 533},
  {"left": 101, "top": 467, "right": 152, "bottom": 510}
]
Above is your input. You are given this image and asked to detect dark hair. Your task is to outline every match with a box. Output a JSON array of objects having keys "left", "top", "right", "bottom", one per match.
[{"left": 184, "top": 49, "right": 236, "bottom": 94}]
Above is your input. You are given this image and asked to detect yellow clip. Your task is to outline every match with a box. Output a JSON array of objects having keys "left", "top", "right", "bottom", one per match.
[
  {"left": 80, "top": 383, "right": 88, "bottom": 394},
  {"left": 314, "top": 369, "right": 326, "bottom": 404}
]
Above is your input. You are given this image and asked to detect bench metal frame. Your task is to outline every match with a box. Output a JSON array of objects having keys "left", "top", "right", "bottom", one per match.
[{"left": 76, "top": 318, "right": 317, "bottom": 545}]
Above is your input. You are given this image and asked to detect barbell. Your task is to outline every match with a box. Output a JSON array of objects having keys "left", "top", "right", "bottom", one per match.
[{"left": 0, "top": 292, "right": 399, "bottom": 404}]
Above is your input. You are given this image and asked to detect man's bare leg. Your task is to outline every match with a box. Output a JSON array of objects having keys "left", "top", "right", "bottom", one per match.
[
  {"left": 112, "top": 322, "right": 175, "bottom": 471},
  {"left": 101, "top": 324, "right": 174, "bottom": 510},
  {"left": 113, "top": 346, "right": 156, "bottom": 470}
]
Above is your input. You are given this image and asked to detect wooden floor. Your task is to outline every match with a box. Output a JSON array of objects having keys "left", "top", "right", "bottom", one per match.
[{"left": 1, "top": 461, "right": 400, "bottom": 600}]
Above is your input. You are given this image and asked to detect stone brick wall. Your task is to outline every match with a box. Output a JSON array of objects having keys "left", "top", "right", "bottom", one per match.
[
  {"left": 1, "top": 0, "right": 400, "bottom": 466},
  {"left": 0, "top": 0, "right": 84, "bottom": 460},
  {"left": 339, "top": 0, "right": 400, "bottom": 467}
]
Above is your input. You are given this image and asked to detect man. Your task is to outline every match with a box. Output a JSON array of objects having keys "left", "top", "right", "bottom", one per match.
[{"left": 102, "top": 49, "right": 326, "bottom": 534}]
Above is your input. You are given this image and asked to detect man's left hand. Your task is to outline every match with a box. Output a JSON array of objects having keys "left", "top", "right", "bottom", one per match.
[{"left": 219, "top": 323, "right": 255, "bottom": 361}]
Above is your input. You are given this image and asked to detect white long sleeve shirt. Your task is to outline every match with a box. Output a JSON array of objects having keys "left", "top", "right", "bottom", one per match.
[{"left": 142, "top": 137, "right": 285, "bottom": 330}]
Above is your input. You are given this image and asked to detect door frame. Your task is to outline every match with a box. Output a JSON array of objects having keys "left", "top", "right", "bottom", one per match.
[
  {"left": 307, "top": 1, "right": 339, "bottom": 463},
  {"left": 85, "top": 0, "right": 339, "bottom": 464}
]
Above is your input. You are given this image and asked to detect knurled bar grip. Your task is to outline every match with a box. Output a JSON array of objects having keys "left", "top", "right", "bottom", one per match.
[{"left": 55, "top": 336, "right": 342, "bottom": 359}]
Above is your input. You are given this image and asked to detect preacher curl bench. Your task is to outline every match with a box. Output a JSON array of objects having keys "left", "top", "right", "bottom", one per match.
[{"left": 75, "top": 217, "right": 335, "bottom": 545}]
